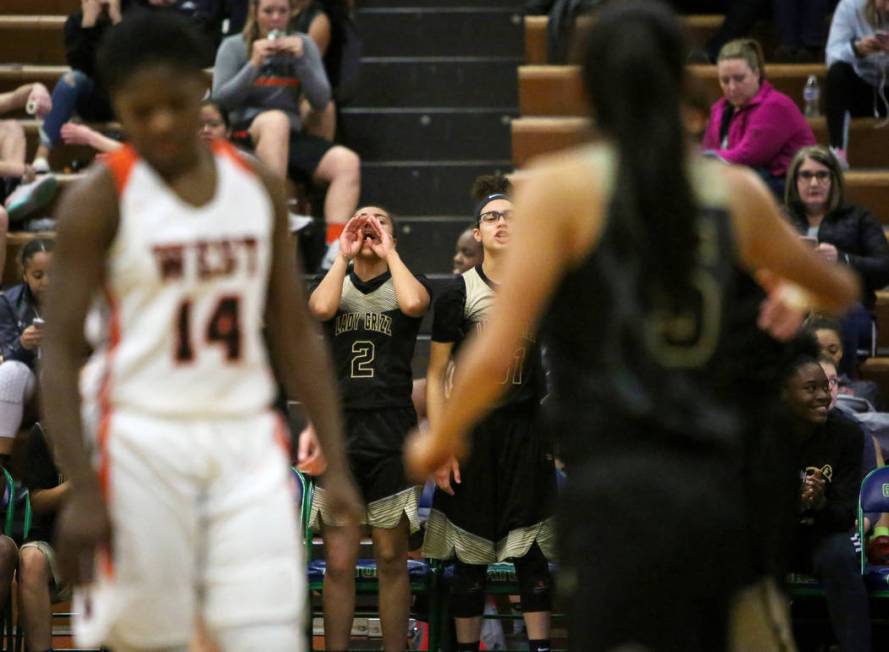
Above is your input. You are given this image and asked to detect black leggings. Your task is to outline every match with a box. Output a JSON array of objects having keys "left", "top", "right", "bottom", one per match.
[
  {"left": 450, "top": 543, "right": 553, "bottom": 618},
  {"left": 825, "top": 61, "right": 888, "bottom": 148}
]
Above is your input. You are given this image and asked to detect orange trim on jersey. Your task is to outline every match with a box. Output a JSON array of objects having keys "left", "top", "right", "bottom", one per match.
[
  {"left": 102, "top": 144, "right": 139, "bottom": 195},
  {"left": 96, "top": 286, "right": 122, "bottom": 578},
  {"left": 212, "top": 139, "right": 254, "bottom": 176},
  {"left": 254, "top": 77, "right": 300, "bottom": 88}
]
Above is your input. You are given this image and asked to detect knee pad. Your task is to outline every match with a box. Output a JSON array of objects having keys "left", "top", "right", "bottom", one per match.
[
  {"left": 214, "top": 622, "right": 302, "bottom": 652},
  {"left": 450, "top": 561, "right": 487, "bottom": 618},
  {"left": 513, "top": 543, "right": 553, "bottom": 613}
]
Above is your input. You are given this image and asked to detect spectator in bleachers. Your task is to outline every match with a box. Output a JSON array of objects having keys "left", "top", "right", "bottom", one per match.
[
  {"left": 290, "top": 0, "right": 336, "bottom": 140},
  {"left": 786, "top": 146, "right": 889, "bottom": 369},
  {"left": 31, "top": 0, "right": 125, "bottom": 173},
  {"left": 702, "top": 38, "right": 816, "bottom": 197},
  {"left": 773, "top": 0, "right": 829, "bottom": 62},
  {"left": 805, "top": 314, "right": 883, "bottom": 405},
  {"left": 782, "top": 343, "right": 873, "bottom": 652},
  {"left": 451, "top": 227, "right": 482, "bottom": 275},
  {"left": 17, "top": 423, "right": 69, "bottom": 652},
  {"left": 825, "top": 0, "right": 889, "bottom": 168},
  {"left": 0, "top": 240, "right": 52, "bottom": 461},
  {"left": 0, "top": 83, "right": 57, "bottom": 271},
  {"left": 213, "top": 0, "right": 361, "bottom": 269},
  {"left": 58, "top": 98, "right": 233, "bottom": 155}
]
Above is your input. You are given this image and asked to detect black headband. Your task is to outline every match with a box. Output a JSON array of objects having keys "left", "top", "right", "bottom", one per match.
[{"left": 475, "top": 193, "right": 510, "bottom": 220}]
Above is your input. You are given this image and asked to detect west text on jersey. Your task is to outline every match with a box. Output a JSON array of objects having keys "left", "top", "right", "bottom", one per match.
[{"left": 152, "top": 238, "right": 259, "bottom": 281}]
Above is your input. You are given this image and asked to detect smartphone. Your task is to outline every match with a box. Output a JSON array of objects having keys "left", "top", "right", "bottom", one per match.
[{"left": 799, "top": 236, "right": 818, "bottom": 248}]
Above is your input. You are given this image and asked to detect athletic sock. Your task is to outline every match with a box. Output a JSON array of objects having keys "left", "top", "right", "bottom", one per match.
[
  {"left": 326, "top": 223, "right": 344, "bottom": 244},
  {"left": 456, "top": 642, "right": 480, "bottom": 652},
  {"left": 528, "top": 639, "right": 551, "bottom": 652}
]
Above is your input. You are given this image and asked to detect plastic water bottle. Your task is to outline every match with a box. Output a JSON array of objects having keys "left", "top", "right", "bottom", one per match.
[{"left": 804, "top": 75, "right": 820, "bottom": 118}]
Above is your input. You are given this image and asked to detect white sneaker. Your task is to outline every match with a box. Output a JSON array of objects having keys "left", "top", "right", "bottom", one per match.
[
  {"left": 5, "top": 175, "right": 58, "bottom": 222},
  {"left": 320, "top": 240, "right": 341, "bottom": 271},
  {"left": 31, "top": 157, "right": 50, "bottom": 174},
  {"left": 830, "top": 147, "right": 850, "bottom": 171},
  {"left": 288, "top": 212, "right": 314, "bottom": 233}
]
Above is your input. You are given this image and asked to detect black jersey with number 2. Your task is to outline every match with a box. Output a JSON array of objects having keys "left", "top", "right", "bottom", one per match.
[
  {"left": 323, "top": 269, "right": 428, "bottom": 410},
  {"left": 433, "top": 265, "right": 544, "bottom": 408}
]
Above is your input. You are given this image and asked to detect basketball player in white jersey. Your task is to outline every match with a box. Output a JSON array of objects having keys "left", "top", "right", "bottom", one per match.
[{"left": 40, "top": 12, "right": 361, "bottom": 652}]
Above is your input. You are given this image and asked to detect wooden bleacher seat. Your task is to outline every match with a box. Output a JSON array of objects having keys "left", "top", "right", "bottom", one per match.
[
  {"left": 0, "top": 16, "right": 66, "bottom": 66},
  {"left": 4, "top": 0, "right": 78, "bottom": 15},
  {"left": 525, "top": 14, "right": 725, "bottom": 65},
  {"left": 518, "top": 63, "right": 826, "bottom": 117},
  {"left": 0, "top": 65, "right": 213, "bottom": 98},
  {"left": 512, "top": 115, "right": 889, "bottom": 169}
]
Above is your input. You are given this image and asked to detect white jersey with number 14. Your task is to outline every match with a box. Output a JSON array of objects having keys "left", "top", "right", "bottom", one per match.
[{"left": 82, "top": 140, "right": 276, "bottom": 419}]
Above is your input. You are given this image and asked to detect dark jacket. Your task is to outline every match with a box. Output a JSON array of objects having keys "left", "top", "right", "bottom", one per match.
[
  {"left": 64, "top": 10, "right": 113, "bottom": 78},
  {"left": 788, "top": 203, "right": 889, "bottom": 309},
  {"left": 797, "top": 410, "right": 864, "bottom": 535},
  {"left": 0, "top": 284, "right": 40, "bottom": 369}
]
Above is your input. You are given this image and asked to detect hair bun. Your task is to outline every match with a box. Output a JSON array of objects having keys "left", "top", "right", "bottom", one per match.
[{"left": 471, "top": 174, "right": 511, "bottom": 201}]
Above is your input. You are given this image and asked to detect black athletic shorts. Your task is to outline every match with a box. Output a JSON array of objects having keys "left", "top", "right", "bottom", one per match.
[
  {"left": 231, "top": 119, "right": 333, "bottom": 182},
  {"left": 343, "top": 405, "right": 417, "bottom": 505}
]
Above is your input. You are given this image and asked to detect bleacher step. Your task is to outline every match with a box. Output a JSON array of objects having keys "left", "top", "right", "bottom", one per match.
[
  {"left": 353, "top": 57, "right": 519, "bottom": 109},
  {"left": 361, "top": 160, "right": 512, "bottom": 216},
  {"left": 3, "top": 0, "right": 77, "bottom": 15},
  {"left": 511, "top": 115, "right": 889, "bottom": 170},
  {"left": 357, "top": 7, "right": 523, "bottom": 58},
  {"left": 340, "top": 108, "right": 515, "bottom": 161},
  {"left": 518, "top": 63, "right": 826, "bottom": 117},
  {"left": 0, "top": 15, "right": 67, "bottom": 66}
]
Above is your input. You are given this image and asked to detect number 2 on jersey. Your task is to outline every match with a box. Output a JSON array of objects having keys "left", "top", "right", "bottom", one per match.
[
  {"left": 351, "top": 340, "right": 375, "bottom": 378},
  {"left": 176, "top": 296, "right": 241, "bottom": 363}
]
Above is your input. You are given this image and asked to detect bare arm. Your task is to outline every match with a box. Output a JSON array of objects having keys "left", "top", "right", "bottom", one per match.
[
  {"left": 386, "top": 251, "right": 430, "bottom": 317},
  {"left": 307, "top": 12, "right": 332, "bottom": 57},
  {"left": 0, "top": 83, "right": 36, "bottom": 115},
  {"left": 31, "top": 481, "right": 71, "bottom": 515},
  {"left": 41, "top": 167, "right": 118, "bottom": 495},
  {"left": 408, "top": 167, "right": 577, "bottom": 471},
  {"left": 307, "top": 254, "right": 347, "bottom": 320},
  {"left": 257, "top": 164, "right": 360, "bottom": 515},
  {"left": 727, "top": 166, "right": 859, "bottom": 314},
  {"left": 425, "top": 341, "right": 453, "bottom": 430},
  {"left": 40, "top": 165, "right": 118, "bottom": 584}
]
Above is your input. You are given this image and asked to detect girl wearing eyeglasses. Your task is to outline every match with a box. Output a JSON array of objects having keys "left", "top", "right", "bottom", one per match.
[
  {"left": 785, "top": 145, "right": 889, "bottom": 375},
  {"left": 422, "top": 174, "right": 555, "bottom": 652}
]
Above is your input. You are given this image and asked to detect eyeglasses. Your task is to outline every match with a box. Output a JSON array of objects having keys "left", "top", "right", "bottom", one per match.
[
  {"left": 201, "top": 119, "right": 225, "bottom": 129},
  {"left": 479, "top": 210, "right": 513, "bottom": 224},
  {"left": 799, "top": 170, "right": 830, "bottom": 183}
]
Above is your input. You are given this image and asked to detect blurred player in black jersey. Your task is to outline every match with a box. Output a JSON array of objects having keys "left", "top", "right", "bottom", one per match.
[
  {"left": 423, "top": 175, "right": 555, "bottom": 652},
  {"left": 407, "top": 2, "right": 859, "bottom": 651},
  {"left": 308, "top": 205, "right": 431, "bottom": 652}
]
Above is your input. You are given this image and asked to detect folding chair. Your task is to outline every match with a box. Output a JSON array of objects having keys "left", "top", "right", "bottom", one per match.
[
  {"left": 0, "top": 467, "right": 30, "bottom": 652},
  {"left": 858, "top": 466, "right": 889, "bottom": 597}
]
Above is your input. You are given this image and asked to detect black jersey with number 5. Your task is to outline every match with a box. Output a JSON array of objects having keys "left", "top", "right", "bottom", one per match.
[
  {"left": 432, "top": 265, "right": 544, "bottom": 408},
  {"left": 322, "top": 269, "right": 429, "bottom": 410}
]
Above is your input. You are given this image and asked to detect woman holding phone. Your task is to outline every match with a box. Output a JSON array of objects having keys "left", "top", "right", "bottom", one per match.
[
  {"left": 784, "top": 145, "right": 889, "bottom": 374},
  {"left": 0, "top": 239, "right": 53, "bottom": 461}
]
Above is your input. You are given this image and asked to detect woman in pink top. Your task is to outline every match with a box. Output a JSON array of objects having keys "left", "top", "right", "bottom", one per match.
[{"left": 703, "top": 38, "right": 816, "bottom": 198}]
